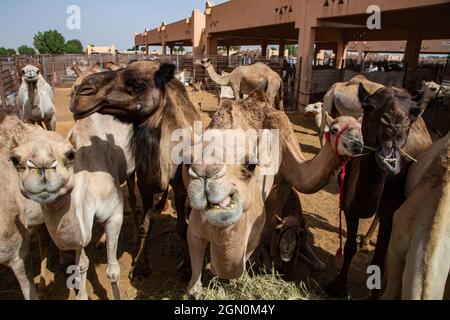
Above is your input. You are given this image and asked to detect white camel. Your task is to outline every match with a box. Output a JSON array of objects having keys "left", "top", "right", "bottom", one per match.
[
  {"left": 12, "top": 113, "right": 135, "bottom": 300},
  {"left": 17, "top": 65, "right": 56, "bottom": 131}
]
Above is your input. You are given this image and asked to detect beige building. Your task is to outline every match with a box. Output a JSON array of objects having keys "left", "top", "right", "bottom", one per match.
[
  {"left": 86, "top": 45, "right": 117, "bottom": 55},
  {"left": 135, "top": 0, "right": 450, "bottom": 108}
]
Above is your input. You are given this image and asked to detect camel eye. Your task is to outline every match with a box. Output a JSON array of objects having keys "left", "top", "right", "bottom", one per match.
[
  {"left": 10, "top": 155, "right": 21, "bottom": 168},
  {"left": 65, "top": 150, "right": 75, "bottom": 165},
  {"left": 126, "top": 78, "right": 147, "bottom": 93},
  {"left": 244, "top": 163, "right": 257, "bottom": 172},
  {"left": 36, "top": 70, "right": 40, "bottom": 74},
  {"left": 330, "top": 126, "right": 339, "bottom": 135}
]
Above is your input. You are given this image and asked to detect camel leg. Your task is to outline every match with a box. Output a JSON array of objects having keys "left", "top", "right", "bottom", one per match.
[
  {"left": 174, "top": 187, "right": 191, "bottom": 282},
  {"left": 325, "top": 215, "right": 360, "bottom": 297},
  {"left": 154, "top": 188, "right": 169, "bottom": 212},
  {"left": 104, "top": 206, "right": 123, "bottom": 300},
  {"left": 232, "top": 85, "right": 240, "bottom": 101},
  {"left": 8, "top": 255, "right": 38, "bottom": 300},
  {"left": 187, "top": 229, "right": 208, "bottom": 300},
  {"left": 75, "top": 248, "right": 89, "bottom": 300},
  {"left": 37, "top": 225, "right": 50, "bottom": 298},
  {"left": 381, "top": 242, "right": 405, "bottom": 300},
  {"left": 129, "top": 181, "right": 154, "bottom": 280},
  {"left": 360, "top": 214, "right": 379, "bottom": 252},
  {"left": 126, "top": 173, "right": 139, "bottom": 244},
  {"left": 369, "top": 211, "right": 394, "bottom": 299}
]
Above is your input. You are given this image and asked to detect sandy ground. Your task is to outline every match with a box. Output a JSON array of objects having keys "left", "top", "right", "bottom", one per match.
[{"left": 0, "top": 88, "right": 378, "bottom": 300}]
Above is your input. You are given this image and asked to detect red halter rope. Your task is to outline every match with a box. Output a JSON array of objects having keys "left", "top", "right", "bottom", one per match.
[{"left": 325, "top": 124, "right": 351, "bottom": 266}]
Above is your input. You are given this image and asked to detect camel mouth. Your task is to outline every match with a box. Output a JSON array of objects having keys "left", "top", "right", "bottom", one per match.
[
  {"left": 205, "top": 192, "right": 243, "bottom": 227},
  {"left": 24, "top": 76, "right": 39, "bottom": 82},
  {"left": 376, "top": 148, "right": 401, "bottom": 175},
  {"left": 72, "top": 104, "right": 102, "bottom": 120},
  {"left": 298, "top": 242, "right": 326, "bottom": 272},
  {"left": 26, "top": 190, "right": 60, "bottom": 204}
]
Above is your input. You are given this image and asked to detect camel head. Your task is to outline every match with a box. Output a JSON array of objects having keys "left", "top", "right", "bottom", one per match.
[
  {"left": 359, "top": 84, "right": 424, "bottom": 175},
  {"left": 21, "top": 65, "right": 41, "bottom": 83},
  {"left": 276, "top": 216, "right": 304, "bottom": 264},
  {"left": 70, "top": 61, "right": 176, "bottom": 123},
  {"left": 325, "top": 113, "right": 364, "bottom": 159},
  {"left": 200, "top": 58, "right": 211, "bottom": 69},
  {"left": 421, "top": 80, "right": 448, "bottom": 100},
  {"left": 304, "top": 102, "right": 323, "bottom": 116},
  {"left": 10, "top": 131, "right": 75, "bottom": 204},
  {"left": 187, "top": 138, "right": 265, "bottom": 228}
]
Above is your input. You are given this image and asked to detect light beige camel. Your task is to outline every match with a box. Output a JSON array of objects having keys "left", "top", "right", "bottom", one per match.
[
  {"left": 0, "top": 111, "right": 51, "bottom": 300},
  {"left": 382, "top": 132, "right": 450, "bottom": 300},
  {"left": 17, "top": 65, "right": 56, "bottom": 131},
  {"left": 200, "top": 58, "right": 284, "bottom": 110},
  {"left": 318, "top": 75, "right": 384, "bottom": 146},
  {"left": 11, "top": 113, "right": 135, "bottom": 300},
  {"left": 184, "top": 91, "right": 364, "bottom": 298}
]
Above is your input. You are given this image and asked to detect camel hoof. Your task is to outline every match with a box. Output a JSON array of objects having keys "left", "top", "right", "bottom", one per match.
[{"left": 324, "top": 280, "right": 349, "bottom": 298}]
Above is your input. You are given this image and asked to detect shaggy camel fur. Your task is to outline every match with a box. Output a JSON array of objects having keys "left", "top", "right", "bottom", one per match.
[
  {"left": 184, "top": 91, "right": 364, "bottom": 298},
  {"left": 0, "top": 111, "right": 51, "bottom": 300},
  {"left": 11, "top": 113, "right": 135, "bottom": 300},
  {"left": 200, "top": 58, "right": 284, "bottom": 110},
  {"left": 69, "top": 60, "right": 201, "bottom": 280},
  {"left": 325, "top": 84, "right": 432, "bottom": 298},
  {"left": 17, "top": 65, "right": 56, "bottom": 131},
  {"left": 382, "top": 132, "right": 450, "bottom": 300}
]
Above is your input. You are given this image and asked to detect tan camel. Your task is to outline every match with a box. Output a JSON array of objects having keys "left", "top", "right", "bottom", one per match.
[
  {"left": 382, "top": 132, "right": 450, "bottom": 300},
  {"left": 11, "top": 112, "right": 135, "bottom": 300},
  {"left": 200, "top": 58, "right": 284, "bottom": 110},
  {"left": 69, "top": 60, "right": 201, "bottom": 281},
  {"left": 184, "top": 91, "right": 364, "bottom": 298},
  {"left": 318, "top": 75, "right": 384, "bottom": 146},
  {"left": 0, "top": 111, "right": 52, "bottom": 300}
]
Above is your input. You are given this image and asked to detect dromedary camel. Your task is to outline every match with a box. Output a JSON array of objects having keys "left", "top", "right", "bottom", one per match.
[
  {"left": 382, "top": 132, "right": 450, "bottom": 300},
  {"left": 11, "top": 112, "right": 135, "bottom": 300},
  {"left": 325, "top": 84, "right": 433, "bottom": 299},
  {"left": 200, "top": 58, "right": 284, "bottom": 110},
  {"left": 184, "top": 91, "right": 364, "bottom": 298},
  {"left": 69, "top": 60, "right": 201, "bottom": 280},
  {"left": 17, "top": 65, "right": 56, "bottom": 131},
  {"left": 0, "top": 111, "right": 46, "bottom": 300}
]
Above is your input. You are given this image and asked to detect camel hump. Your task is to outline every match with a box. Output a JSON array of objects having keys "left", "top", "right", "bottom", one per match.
[{"left": 244, "top": 90, "right": 270, "bottom": 105}]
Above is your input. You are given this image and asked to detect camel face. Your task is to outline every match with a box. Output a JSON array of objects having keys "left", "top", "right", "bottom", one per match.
[
  {"left": 326, "top": 115, "right": 364, "bottom": 158},
  {"left": 359, "top": 84, "right": 424, "bottom": 175},
  {"left": 11, "top": 133, "right": 75, "bottom": 204},
  {"left": 21, "top": 65, "right": 40, "bottom": 82},
  {"left": 276, "top": 216, "right": 303, "bottom": 263},
  {"left": 187, "top": 140, "right": 260, "bottom": 228},
  {"left": 71, "top": 61, "right": 176, "bottom": 123},
  {"left": 304, "top": 102, "right": 323, "bottom": 116},
  {"left": 200, "top": 58, "right": 211, "bottom": 69}
]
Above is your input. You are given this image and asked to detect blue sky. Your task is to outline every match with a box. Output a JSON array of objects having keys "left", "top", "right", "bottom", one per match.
[{"left": 0, "top": 0, "right": 225, "bottom": 50}]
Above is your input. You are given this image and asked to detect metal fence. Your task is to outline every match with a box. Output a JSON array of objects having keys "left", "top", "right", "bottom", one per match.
[{"left": 1, "top": 53, "right": 300, "bottom": 111}]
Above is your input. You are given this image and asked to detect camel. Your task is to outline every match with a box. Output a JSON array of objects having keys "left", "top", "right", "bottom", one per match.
[
  {"left": 304, "top": 102, "right": 324, "bottom": 130},
  {"left": 382, "top": 132, "right": 450, "bottom": 300},
  {"left": 256, "top": 179, "right": 325, "bottom": 277},
  {"left": 0, "top": 110, "right": 52, "bottom": 300},
  {"left": 69, "top": 60, "right": 201, "bottom": 280},
  {"left": 200, "top": 58, "right": 284, "bottom": 110},
  {"left": 11, "top": 112, "right": 136, "bottom": 300},
  {"left": 421, "top": 80, "right": 450, "bottom": 100},
  {"left": 325, "top": 84, "right": 433, "bottom": 298},
  {"left": 184, "top": 91, "right": 364, "bottom": 298},
  {"left": 17, "top": 65, "right": 56, "bottom": 131}
]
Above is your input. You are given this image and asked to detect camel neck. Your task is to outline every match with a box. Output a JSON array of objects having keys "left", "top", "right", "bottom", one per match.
[
  {"left": 205, "top": 65, "right": 231, "bottom": 86},
  {"left": 281, "top": 137, "right": 342, "bottom": 194},
  {"left": 26, "top": 81, "right": 38, "bottom": 106}
]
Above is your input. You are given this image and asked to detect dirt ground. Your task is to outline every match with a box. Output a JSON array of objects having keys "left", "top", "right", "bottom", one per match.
[{"left": 0, "top": 88, "right": 379, "bottom": 300}]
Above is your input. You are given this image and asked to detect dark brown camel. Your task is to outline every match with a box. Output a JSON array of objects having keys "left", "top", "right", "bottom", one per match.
[
  {"left": 70, "top": 60, "right": 201, "bottom": 280},
  {"left": 325, "top": 84, "right": 432, "bottom": 298}
]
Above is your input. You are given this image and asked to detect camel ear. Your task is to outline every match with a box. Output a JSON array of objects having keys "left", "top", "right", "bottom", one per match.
[
  {"left": 155, "top": 63, "right": 176, "bottom": 89},
  {"left": 325, "top": 111, "right": 334, "bottom": 128},
  {"left": 357, "top": 116, "right": 363, "bottom": 124},
  {"left": 358, "top": 83, "right": 375, "bottom": 112},
  {"left": 11, "top": 134, "right": 20, "bottom": 149}
]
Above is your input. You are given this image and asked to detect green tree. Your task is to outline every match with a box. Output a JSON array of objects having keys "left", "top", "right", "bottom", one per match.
[
  {"left": 0, "top": 47, "right": 16, "bottom": 56},
  {"left": 286, "top": 45, "right": 298, "bottom": 57},
  {"left": 33, "top": 30, "right": 66, "bottom": 54},
  {"left": 64, "top": 39, "right": 84, "bottom": 54},
  {"left": 17, "top": 45, "right": 36, "bottom": 55}
]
